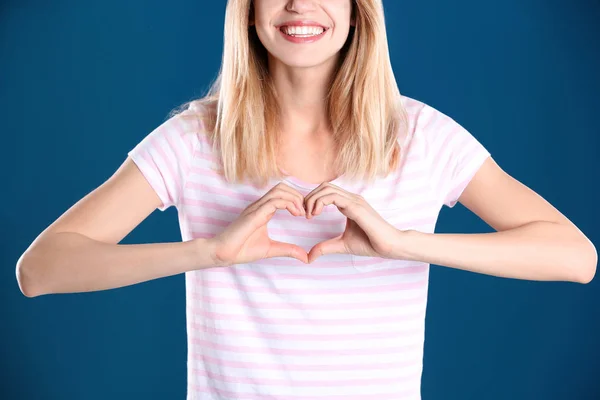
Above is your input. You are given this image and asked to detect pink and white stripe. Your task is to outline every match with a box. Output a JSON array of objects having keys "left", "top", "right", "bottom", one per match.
[{"left": 127, "top": 96, "right": 491, "bottom": 399}]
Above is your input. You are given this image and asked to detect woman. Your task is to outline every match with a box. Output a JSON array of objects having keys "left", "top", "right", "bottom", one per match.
[{"left": 16, "top": 0, "right": 596, "bottom": 399}]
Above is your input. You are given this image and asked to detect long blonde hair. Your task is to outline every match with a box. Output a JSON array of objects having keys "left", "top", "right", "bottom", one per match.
[{"left": 172, "top": 0, "right": 409, "bottom": 188}]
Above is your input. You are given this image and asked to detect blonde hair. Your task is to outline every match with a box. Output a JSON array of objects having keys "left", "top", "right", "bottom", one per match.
[{"left": 172, "top": 0, "right": 409, "bottom": 188}]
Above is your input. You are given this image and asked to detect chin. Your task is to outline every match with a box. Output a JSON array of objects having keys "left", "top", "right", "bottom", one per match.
[
  {"left": 272, "top": 52, "right": 338, "bottom": 69},
  {"left": 280, "top": 60, "right": 328, "bottom": 69}
]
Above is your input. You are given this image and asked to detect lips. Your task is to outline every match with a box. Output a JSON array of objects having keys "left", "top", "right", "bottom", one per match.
[
  {"left": 277, "top": 27, "right": 328, "bottom": 44},
  {"left": 276, "top": 20, "right": 329, "bottom": 30},
  {"left": 275, "top": 19, "right": 330, "bottom": 44}
]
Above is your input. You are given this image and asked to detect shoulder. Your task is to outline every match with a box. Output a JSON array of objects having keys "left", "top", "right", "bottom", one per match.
[
  {"left": 166, "top": 99, "right": 217, "bottom": 156},
  {"left": 398, "top": 94, "right": 479, "bottom": 151},
  {"left": 395, "top": 94, "right": 442, "bottom": 156},
  {"left": 174, "top": 99, "right": 213, "bottom": 137},
  {"left": 399, "top": 94, "right": 429, "bottom": 116},
  {"left": 399, "top": 94, "right": 454, "bottom": 136},
  {"left": 129, "top": 99, "right": 216, "bottom": 172}
]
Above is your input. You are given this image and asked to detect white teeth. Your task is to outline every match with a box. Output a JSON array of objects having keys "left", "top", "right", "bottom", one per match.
[{"left": 281, "top": 26, "right": 325, "bottom": 36}]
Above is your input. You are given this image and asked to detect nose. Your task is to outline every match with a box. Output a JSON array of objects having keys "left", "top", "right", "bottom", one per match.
[{"left": 286, "top": 0, "right": 318, "bottom": 13}]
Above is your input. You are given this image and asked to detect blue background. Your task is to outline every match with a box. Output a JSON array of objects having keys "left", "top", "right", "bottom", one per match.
[{"left": 2, "top": 1, "right": 599, "bottom": 399}]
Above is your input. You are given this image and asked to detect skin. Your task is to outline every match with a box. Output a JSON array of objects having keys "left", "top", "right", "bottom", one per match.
[
  {"left": 211, "top": 0, "right": 379, "bottom": 265},
  {"left": 213, "top": 0, "right": 598, "bottom": 280},
  {"left": 251, "top": 0, "right": 354, "bottom": 142},
  {"left": 17, "top": 0, "right": 595, "bottom": 298}
]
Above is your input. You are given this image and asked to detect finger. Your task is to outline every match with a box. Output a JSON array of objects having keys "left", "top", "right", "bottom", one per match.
[
  {"left": 303, "top": 182, "right": 328, "bottom": 214},
  {"left": 304, "top": 181, "right": 350, "bottom": 197},
  {"left": 268, "top": 240, "right": 308, "bottom": 263},
  {"left": 308, "top": 237, "right": 345, "bottom": 263},
  {"left": 259, "top": 198, "right": 303, "bottom": 219},
  {"left": 304, "top": 185, "right": 352, "bottom": 217},
  {"left": 238, "top": 198, "right": 301, "bottom": 240},
  {"left": 308, "top": 192, "right": 353, "bottom": 219},
  {"left": 303, "top": 182, "right": 353, "bottom": 205},
  {"left": 273, "top": 182, "right": 306, "bottom": 210},
  {"left": 248, "top": 188, "right": 305, "bottom": 216}
]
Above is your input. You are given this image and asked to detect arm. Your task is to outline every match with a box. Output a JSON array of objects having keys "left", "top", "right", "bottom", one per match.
[
  {"left": 16, "top": 158, "right": 219, "bottom": 298},
  {"left": 17, "top": 233, "right": 216, "bottom": 298},
  {"left": 393, "top": 157, "right": 597, "bottom": 283}
]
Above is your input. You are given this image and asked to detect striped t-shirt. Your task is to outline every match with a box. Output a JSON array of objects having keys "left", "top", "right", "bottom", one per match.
[{"left": 127, "top": 95, "right": 491, "bottom": 399}]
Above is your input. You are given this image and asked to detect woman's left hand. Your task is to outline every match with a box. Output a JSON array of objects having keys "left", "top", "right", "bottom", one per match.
[{"left": 303, "top": 182, "right": 405, "bottom": 264}]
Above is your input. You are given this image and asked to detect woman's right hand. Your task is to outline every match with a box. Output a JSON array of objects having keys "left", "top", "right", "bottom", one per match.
[{"left": 207, "top": 183, "right": 308, "bottom": 267}]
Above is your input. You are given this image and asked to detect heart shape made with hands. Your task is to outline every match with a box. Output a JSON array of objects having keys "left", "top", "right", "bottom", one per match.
[{"left": 286, "top": 182, "right": 402, "bottom": 264}]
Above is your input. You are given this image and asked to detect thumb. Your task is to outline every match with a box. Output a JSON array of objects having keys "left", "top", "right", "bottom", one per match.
[
  {"left": 267, "top": 240, "right": 308, "bottom": 264},
  {"left": 308, "top": 237, "right": 346, "bottom": 263}
]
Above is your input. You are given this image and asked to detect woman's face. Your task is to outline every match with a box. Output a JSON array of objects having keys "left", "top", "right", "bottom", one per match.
[{"left": 252, "top": 0, "right": 354, "bottom": 68}]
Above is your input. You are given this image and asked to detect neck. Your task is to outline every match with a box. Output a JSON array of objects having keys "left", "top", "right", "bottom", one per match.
[{"left": 268, "top": 54, "right": 340, "bottom": 139}]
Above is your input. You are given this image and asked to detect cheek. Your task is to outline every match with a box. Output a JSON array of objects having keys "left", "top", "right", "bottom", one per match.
[
  {"left": 255, "top": 23, "right": 276, "bottom": 46},
  {"left": 252, "top": 14, "right": 272, "bottom": 42},
  {"left": 252, "top": 7, "right": 278, "bottom": 42},
  {"left": 324, "top": 2, "right": 353, "bottom": 31}
]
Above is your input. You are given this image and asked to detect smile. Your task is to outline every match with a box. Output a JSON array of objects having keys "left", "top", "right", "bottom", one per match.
[{"left": 278, "top": 26, "right": 329, "bottom": 43}]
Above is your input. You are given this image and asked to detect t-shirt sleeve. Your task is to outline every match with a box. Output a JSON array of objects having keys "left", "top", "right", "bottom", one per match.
[
  {"left": 419, "top": 103, "right": 491, "bottom": 208},
  {"left": 127, "top": 108, "right": 201, "bottom": 211}
]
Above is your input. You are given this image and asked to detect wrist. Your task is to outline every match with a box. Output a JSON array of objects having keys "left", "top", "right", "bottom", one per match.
[
  {"left": 193, "top": 237, "right": 227, "bottom": 269},
  {"left": 391, "top": 229, "right": 421, "bottom": 262}
]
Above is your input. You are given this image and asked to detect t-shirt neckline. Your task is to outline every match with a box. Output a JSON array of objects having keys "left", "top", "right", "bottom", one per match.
[{"left": 277, "top": 165, "right": 350, "bottom": 191}]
